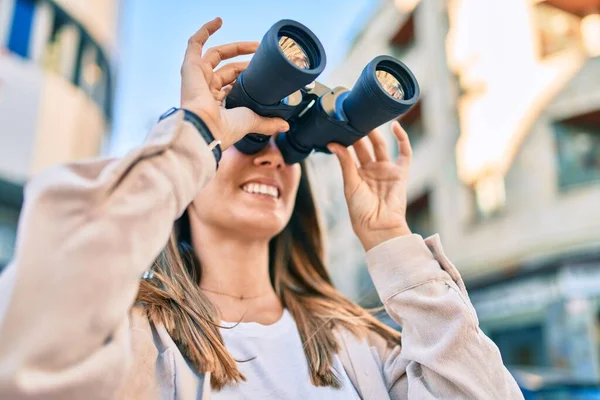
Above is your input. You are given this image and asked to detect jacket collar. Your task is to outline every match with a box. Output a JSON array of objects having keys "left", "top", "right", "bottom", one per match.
[{"left": 335, "top": 328, "right": 391, "bottom": 400}]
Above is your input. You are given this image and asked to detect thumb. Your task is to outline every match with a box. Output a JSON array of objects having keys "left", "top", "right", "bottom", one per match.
[
  {"left": 251, "top": 115, "right": 289, "bottom": 135},
  {"left": 327, "top": 142, "right": 360, "bottom": 191},
  {"left": 224, "top": 107, "right": 289, "bottom": 146},
  {"left": 240, "top": 107, "right": 289, "bottom": 135}
]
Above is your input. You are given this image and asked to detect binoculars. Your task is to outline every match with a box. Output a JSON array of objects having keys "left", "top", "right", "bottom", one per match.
[{"left": 225, "top": 19, "right": 420, "bottom": 164}]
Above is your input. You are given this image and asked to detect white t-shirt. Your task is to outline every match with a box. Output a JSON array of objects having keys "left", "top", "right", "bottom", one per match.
[{"left": 211, "top": 309, "right": 361, "bottom": 399}]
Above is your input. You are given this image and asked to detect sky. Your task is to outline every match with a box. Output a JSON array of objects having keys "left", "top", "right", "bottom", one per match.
[{"left": 109, "top": 0, "right": 378, "bottom": 156}]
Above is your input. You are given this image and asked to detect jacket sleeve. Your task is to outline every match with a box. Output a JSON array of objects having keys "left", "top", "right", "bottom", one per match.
[
  {"left": 0, "top": 111, "right": 216, "bottom": 399},
  {"left": 365, "top": 234, "right": 524, "bottom": 399}
]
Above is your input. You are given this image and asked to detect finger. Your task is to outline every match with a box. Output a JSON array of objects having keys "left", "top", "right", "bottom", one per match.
[
  {"left": 213, "top": 61, "right": 249, "bottom": 90},
  {"left": 184, "top": 18, "right": 223, "bottom": 61},
  {"left": 203, "top": 41, "right": 258, "bottom": 69},
  {"left": 233, "top": 107, "right": 289, "bottom": 135},
  {"left": 352, "top": 136, "right": 375, "bottom": 166},
  {"left": 217, "top": 84, "right": 232, "bottom": 103},
  {"left": 391, "top": 121, "right": 412, "bottom": 168},
  {"left": 250, "top": 113, "right": 289, "bottom": 135},
  {"left": 367, "top": 129, "right": 391, "bottom": 162},
  {"left": 327, "top": 143, "right": 361, "bottom": 191}
]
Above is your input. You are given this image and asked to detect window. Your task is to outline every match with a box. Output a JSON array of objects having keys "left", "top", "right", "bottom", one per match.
[
  {"left": 406, "top": 191, "right": 433, "bottom": 238},
  {"left": 0, "top": 204, "right": 19, "bottom": 272},
  {"left": 42, "top": 8, "right": 79, "bottom": 82},
  {"left": 396, "top": 99, "right": 424, "bottom": 149},
  {"left": 76, "top": 38, "right": 109, "bottom": 113},
  {"left": 389, "top": 8, "right": 416, "bottom": 58},
  {"left": 3, "top": 0, "right": 112, "bottom": 117},
  {"left": 555, "top": 110, "right": 600, "bottom": 190},
  {"left": 490, "top": 324, "right": 548, "bottom": 367},
  {"left": 533, "top": 2, "right": 584, "bottom": 58},
  {"left": 7, "top": 0, "right": 35, "bottom": 58}
]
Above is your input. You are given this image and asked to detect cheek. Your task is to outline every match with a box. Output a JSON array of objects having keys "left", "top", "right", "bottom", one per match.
[
  {"left": 190, "top": 177, "right": 237, "bottom": 221},
  {"left": 282, "top": 166, "right": 302, "bottom": 211},
  {"left": 194, "top": 151, "right": 245, "bottom": 208}
]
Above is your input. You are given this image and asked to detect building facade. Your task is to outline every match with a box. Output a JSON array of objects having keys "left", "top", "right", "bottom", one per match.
[
  {"left": 0, "top": 0, "right": 119, "bottom": 269},
  {"left": 316, "top": 0, "right": 600, "bottom": 386}
]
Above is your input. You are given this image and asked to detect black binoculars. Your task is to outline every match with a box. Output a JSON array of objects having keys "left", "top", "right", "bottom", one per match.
[{"left": 225, "top": 19, "right": 420, "bottom": 164}]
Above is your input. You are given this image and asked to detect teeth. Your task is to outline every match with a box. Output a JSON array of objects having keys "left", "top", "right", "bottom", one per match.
[{"left": 242, "top": 183, "right": 279, "bottom": 198}]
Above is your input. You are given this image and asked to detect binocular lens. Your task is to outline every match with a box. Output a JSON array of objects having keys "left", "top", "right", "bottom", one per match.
[
  {"left": 341, "top": 55, "right": 419, "bottom": 133},
  {"left": 232, "top": 20, "right": 326, "bottom": 107},
  {"left": 376, "top": 70, "right": 405, "bottom": 100},
  {"left": 278, "top": 36, "right": 311, "bottom": 69}
]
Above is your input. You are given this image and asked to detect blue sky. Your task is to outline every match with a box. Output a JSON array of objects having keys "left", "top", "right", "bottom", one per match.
[{"left": 110, "top": 0, "right": 378, "bottom": 156}]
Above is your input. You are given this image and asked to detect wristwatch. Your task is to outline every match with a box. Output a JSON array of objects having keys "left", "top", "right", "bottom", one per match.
[{"left": 158, "top": 107, "right": 222, "bottom": 167}]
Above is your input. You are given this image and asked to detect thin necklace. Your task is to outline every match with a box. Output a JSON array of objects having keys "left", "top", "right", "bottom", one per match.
[{"left": 199, "top": 287, "right": 271, "bottom": 301}]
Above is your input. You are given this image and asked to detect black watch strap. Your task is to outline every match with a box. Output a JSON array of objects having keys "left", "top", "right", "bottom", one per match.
[{"left": 158, "top": 107, "right": 222, "bottom": 167}]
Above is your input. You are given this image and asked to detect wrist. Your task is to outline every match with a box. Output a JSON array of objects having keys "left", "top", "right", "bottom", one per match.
[
  {"left": 160, "top": 107, "right": 222, "bottom": 167},
  {"left": 182, "top": 106, "right": 218, "bottom": 135},
  {"left": 179, "top": 100, "right": 223, "bottom": 140},
  {"left": 358, "top": 226, "right": 413, "bottom": 252}
]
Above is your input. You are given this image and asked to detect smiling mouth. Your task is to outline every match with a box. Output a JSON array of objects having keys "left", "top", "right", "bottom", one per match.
[{"left": 240, "top": 182, "right": 280, "bottom": 199}]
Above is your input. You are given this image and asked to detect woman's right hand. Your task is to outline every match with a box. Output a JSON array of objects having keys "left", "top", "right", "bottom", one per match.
[{"left": 179, "top": 17, "right": 289, "bottom": 150}]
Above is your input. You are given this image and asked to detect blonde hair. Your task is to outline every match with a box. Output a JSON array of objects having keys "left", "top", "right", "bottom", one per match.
[{"left": 136, "top": 162, "right": 401, "bottom": 390}]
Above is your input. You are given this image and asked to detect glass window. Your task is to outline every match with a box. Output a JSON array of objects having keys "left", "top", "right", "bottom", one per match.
[
  {"left": 406, "top": 191, "right": 433, "bottom": 238},
  {"left": 555, "top": 116, "right": 600, "bottom": 190},
  {"left": 0, "top": 203, "right": 19, "bottom": 271},
  {"left": 396, "top": 100, "right": 424, "bottom": 149},
  {"left": 41, "top": 9, "right": 79, "bottom": 82},
  {"left": 3, "top": 0, "right": 112, "bottom": 116},
  {"left": 405, "top": 114, "right": 423, "bottom": 144},
  {"left": 76, "top": 39, "right": 109, "bottom": 112},
  {"left": 7, "top": 0, "right": 35, "bottom": 58},
  {"left": 389, "top": 9, "right": 416, "bottom": 58},
  {"left": 490, "top": 324, "right": 548, "bottom": 367}
]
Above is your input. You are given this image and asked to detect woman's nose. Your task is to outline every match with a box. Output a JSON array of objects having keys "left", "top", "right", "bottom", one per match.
[{"left": 252, "top": 136, "right": 285, "bottom": 169}]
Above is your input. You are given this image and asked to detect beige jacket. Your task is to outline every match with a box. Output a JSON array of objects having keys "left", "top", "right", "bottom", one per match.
[{"left": 0, "top": 111, "right": 523, "bottom": 399}]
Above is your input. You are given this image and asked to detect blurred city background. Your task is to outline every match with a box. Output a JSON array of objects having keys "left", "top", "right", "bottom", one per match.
[{"left": 1, "top": 0, "right": 599, "bottom": 398}]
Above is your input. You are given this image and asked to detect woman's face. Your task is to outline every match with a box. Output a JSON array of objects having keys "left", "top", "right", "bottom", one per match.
[{"left": 190, "top": 135, "right": 302, "bottom": 239}]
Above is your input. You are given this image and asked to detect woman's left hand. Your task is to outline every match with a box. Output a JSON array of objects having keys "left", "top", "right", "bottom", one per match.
[{"left": 327, "top": 121, "right": 413, "bottom": 251}]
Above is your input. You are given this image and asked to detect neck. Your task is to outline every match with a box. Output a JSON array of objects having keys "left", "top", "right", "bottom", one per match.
[
  {"left": 188, "top": 213, "right": 282, "bottom": 324},
  {"left": 192, "top": 225, "right": 272, "bottom": 297}
]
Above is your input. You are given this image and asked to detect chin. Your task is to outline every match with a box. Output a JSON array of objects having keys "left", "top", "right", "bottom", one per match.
[{"left": 234, "top": 212, "right": 289, "bottom": 240}]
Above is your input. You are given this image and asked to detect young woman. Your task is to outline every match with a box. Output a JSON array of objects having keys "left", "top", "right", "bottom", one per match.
[{"left": 0, "top": 18, "right": 523, "bottom": 399}]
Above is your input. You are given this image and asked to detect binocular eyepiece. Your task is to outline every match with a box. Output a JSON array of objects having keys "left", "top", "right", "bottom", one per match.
[{"left": 225, "top": 19, "right": 420, "bottom": 164}]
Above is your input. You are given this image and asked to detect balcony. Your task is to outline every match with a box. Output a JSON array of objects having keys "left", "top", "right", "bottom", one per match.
[{"left": 0, "top": 52, "right": 106, "bottom": 184}]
